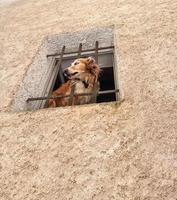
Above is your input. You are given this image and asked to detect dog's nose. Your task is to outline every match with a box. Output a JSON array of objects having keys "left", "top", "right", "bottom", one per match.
[{"left": 63, "top": 69, "right": 69, "bottom": 77}]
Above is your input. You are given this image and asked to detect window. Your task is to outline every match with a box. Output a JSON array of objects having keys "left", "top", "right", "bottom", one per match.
[
  {"left": 27, "top": 41, "right": 119, "bottom": 108},
  {"left": 13, "top": 27, "right": 119, "bottom": 111}
]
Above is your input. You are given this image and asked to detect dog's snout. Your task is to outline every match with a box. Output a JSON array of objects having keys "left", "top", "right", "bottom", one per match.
[{"left": 63, "top": 69, "right": 70, "bottom": 77}]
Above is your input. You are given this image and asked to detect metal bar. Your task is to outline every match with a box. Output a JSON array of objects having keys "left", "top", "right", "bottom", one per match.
[
  {"left": 27, "top": 89, "right": 119, "bottom": 102},
  {"left": 90, "top": 83, "right": 99, "bottom": 103},
  {"left": 77, "top": 43, "right": 82, "bottom": 58},
  {"left": 69, "top": 85, "right": 75, "bottom": 106},
  {"left": 59, "top": 71, "right": 65, "bottom": 84},
  {"left": 95, "top": 41, "right": 99, "bottom": 63},
  {"left": 48, "top": 46, "right": 65, "bottom": 95},
  {"left": 90, "top": 41, "right": 99, "bottom": 103},
  {"left": 55, "top": 49, "right": 114, "bottom": 62},
  {"left": 47, "top": 46, "right": 114, "bottom": 57},
  {"left": 99, "top": 89, "right": 119, "bottom": 95},
  {"left": 68, "top": 43, "right": 83, "bottom": 105}
]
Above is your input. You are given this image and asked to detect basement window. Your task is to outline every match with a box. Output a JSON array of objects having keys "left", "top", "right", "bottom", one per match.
[{"left": 27, "top": 41, "right": 119, "bottom": 108}]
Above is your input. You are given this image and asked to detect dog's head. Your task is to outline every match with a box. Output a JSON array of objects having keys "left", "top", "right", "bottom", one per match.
[{"left": 63, "top": 57, "right": 100, "bottom": 85}]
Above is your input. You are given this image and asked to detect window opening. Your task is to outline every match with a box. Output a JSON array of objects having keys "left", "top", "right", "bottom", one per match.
[{"left": 27, "top": 41, "right": 119, "bottom": 108}]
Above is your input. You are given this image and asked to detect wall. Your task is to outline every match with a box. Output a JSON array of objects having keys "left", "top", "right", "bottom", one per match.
[{"left": 0, "top": 0, "right": 177, "bottom": 199}]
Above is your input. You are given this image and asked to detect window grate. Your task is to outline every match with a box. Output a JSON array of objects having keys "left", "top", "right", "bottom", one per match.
[
  {"left": 46, "top": 45, "right": 114, "bottom": 58},
  {"left": 27, "top": 41, "right": 119, "bottom": 107}
]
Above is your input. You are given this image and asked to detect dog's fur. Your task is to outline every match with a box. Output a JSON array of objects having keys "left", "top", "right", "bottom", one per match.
[{"left": 48, "top": 57, "right": 100, "bottom": 107}]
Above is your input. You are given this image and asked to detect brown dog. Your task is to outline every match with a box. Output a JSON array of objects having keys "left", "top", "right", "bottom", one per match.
[{"left": 48, "top": 57, "right": 100, "bottom": 107}]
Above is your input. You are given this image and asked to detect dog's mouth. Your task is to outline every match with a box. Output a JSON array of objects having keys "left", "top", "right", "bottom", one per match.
[{"left": 63, "top": 71, "right": 79, "bottom": 79}]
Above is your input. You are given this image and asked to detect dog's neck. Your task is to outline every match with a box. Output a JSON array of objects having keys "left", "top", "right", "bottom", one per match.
[{"left": 71, "top": 78, "right": 89, "bottom": 88}]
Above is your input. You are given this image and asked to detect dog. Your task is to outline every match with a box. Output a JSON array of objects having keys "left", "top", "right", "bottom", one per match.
[{"left": 48, "top": 57, "right": 100, "bottom": 107}]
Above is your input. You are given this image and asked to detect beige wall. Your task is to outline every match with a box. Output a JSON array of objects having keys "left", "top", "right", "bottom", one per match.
[{"left": 0, "top": 0, "right": 177, "bottom": 199}]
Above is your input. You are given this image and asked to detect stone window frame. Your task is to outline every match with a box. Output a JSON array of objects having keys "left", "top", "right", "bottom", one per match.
[{"left": 12, "top": 27, "right": 121, "bottom": 111}]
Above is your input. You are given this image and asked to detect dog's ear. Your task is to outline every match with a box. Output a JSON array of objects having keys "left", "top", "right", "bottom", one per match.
[
  {"left": 85, "top": 57, "right": 100, "bottom": 83},
  {"left": 88, "top": 65, "right": 100, "bottom": 83},
  {"left": 86, "top": 57, "right": 95, "bottom": 64}
]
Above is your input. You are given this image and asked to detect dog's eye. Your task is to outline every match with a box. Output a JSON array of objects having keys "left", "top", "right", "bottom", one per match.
[{"left": 74, "top": 62, "right": 79, "bottom": 65}]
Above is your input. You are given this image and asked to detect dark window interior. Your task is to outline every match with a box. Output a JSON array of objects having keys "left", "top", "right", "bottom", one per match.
[
  {"left": 97, "top": 67, "right": 116, "bottom": 103},
  {"left": 53, "top": 60, "right": 64, "bottom": 91}
]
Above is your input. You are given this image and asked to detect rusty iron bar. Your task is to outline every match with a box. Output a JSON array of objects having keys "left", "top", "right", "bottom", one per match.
[
  {"left": 95, "top": 41, "right": 99, "bottom": 63},
  {"left": 68, "top": 43, "right": 83, "bottom": 106},
  {"left": 47, "top": 45, "right": 114, "bottom": 57},
  {"left": 27, "top": 89, "right": 119, "bottom": 102},
  {"left": 68, "top": 85, "right": 76, "bottom": 106},
  {"left": 77, "top": 43, "right": 82, "bottom": 58},
  {"left": 90, "top": 41, "right": 99, "bottom": 103}
]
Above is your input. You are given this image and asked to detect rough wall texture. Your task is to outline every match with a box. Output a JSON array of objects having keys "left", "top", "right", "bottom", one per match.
[{"left": 0, "top": 0, "right": 177, "bottom": 199}]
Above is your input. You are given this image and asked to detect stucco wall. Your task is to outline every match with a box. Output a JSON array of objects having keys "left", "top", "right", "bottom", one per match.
[{"left": 0, "top": 0, "right": 177, "bottom": 199}]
